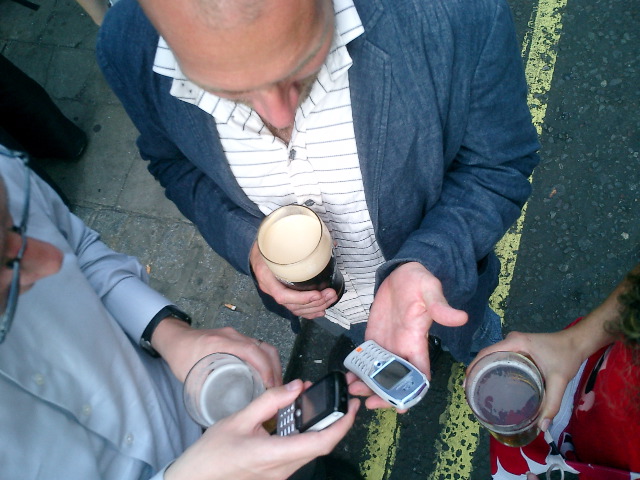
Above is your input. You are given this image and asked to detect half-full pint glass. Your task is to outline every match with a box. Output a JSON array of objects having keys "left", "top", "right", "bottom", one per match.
[
  {"left": 465, "top": 351, "right": 545, "bottom": 447},
  {"left": 257, "top": 205, "right": 345, "bottom": 305},
  {"left": 183, "top": 353, "right": 265, "bottom": 428}
]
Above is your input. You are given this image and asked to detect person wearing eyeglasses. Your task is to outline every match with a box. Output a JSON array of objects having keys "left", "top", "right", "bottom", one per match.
[{"left": 0, "top": 146, "right": 359, "bottom": 480}]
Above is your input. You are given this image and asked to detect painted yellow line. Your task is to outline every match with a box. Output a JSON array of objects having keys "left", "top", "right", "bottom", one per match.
[
  {"left": 427, "top": 1, "right": 568, "bottom": 479},
  {"left": 360, "top": 409, "right": 400, "bottom": 480}
]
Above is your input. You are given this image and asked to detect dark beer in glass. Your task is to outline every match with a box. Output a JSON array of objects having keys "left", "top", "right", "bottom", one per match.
[
  {"left": 257, "top": 205, "right": 345, "bottom": 305},
  {"left": 465, "top": 351, "right": 544, "bottom": 447}
]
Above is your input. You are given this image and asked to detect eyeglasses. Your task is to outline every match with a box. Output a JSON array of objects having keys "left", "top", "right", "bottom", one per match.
[{"left": 0, "top": 153, "right": 31, "bottom": 344}]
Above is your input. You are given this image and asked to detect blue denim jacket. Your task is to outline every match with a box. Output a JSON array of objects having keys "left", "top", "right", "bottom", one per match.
[{"left": 97, "top": 0, "right": 540, "bottom": 360}]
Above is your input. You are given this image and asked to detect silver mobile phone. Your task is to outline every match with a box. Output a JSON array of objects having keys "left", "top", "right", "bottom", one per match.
[{"left": 343, "top": 340, "right": 429, "bottom": 410}]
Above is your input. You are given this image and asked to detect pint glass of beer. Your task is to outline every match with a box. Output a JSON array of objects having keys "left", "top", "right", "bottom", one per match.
[
  {"left": 464, "top": 351, "right": 545, "bottom": 447},
  {"left": 183, "top": 353, "right": 265, "bottom": 428},
  {"left": 257, "top": 205, "right": 345, "bottom": 305}
]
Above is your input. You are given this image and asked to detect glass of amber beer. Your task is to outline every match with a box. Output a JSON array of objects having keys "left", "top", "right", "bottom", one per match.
[
  {"left": 465, "top": 351, "right": 545, "bottom": 447},
  {"left": 257, "top": 205, "right": 345, "bottom": 306}
]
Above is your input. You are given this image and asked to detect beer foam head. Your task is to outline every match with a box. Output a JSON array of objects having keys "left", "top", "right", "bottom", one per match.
[
  {"left": 200, "top": 363, "right": 258, "bottom": 424},
  {"left": 260, "top": 214, "right": 321, "bottom": 264},
  {"left": 258, "top": 205, "right": 333, "bottom": 282}
]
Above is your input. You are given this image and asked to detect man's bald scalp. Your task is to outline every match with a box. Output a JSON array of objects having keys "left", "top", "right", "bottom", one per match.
[{"left": 193, "top": 0, "right": 267, "bottom": 29}]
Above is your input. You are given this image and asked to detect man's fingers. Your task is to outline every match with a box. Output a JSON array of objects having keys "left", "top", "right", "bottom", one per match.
[
  {"left": 267, "top": 397, "right": 360, "bottom": 466},
  {"left": 347, "top": 379, "right": 374, "bottom": 397},
  {"left": 229, "top": 380, "right": 304, "bottom": 429},
  {"left": 429, "top": 301, "right": 468, "bottom": 327},
  {"left": 244, "top": 341, "right": 282, "bottom": 388},
  {"left": 538, "top": 375, "right": 567, "bottom": 428},
  {"left": 364, "top": 395, "right": 396, "bottom": 410}
]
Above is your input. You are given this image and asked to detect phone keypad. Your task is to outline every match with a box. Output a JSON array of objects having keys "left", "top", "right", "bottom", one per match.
[
  {"left": 276, "top": 403, "right": 298, "bottom": 436},
  {"left": 350, "top": 343, "right": 392, "bottom": 375}
]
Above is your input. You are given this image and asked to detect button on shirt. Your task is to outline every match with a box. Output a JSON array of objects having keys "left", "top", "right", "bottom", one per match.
[
  {"left": 153, "top": 0, "right": 385, "bottom": 328},
  {"left": 0, "top": 152, "right": 201, "bottom": 479}
]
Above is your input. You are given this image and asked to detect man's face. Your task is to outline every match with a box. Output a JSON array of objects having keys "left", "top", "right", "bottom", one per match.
[
  {"left": 142, "top": 0, "right": 334, "bottom": 130},
  {"left": 0, "top": 183, "right": 62, "bottom": 314}
]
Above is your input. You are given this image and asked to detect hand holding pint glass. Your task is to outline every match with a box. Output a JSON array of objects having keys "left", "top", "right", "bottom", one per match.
[
  {"left": 257, "top": 205, "right": 345, "bottom": 306},
  {"left": 183, "top": 353, "right": 265, "bottom": 428},
  {"left": 464, "top": 351, "right": 545, "bottom": 447}
]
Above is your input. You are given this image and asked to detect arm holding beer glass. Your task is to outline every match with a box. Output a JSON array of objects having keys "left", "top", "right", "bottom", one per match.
[
  {"left": 250, "top": 205, "right": 344, "bottom": 320},
  {"left": 151, "top": 316, "right": 282, "bottom": 387},
  {"left": 467, "top": 264, "right": 638, "bottom": 433},
  {"left": 0, "top": 149, "right": 358, "bottom": 479},
  {"left": 469, "top": 264, "right": 640, "bottom": 477},
  {"left": 249, "top": 242, "right": 339, "bottom": 319}
]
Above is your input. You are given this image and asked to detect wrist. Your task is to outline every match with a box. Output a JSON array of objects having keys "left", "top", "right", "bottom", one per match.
[{"left": 140, "top": 306, "right": 191, "bottom": 357}]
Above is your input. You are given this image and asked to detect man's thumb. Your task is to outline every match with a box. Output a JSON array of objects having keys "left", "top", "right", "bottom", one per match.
[{"left": 429, "top": 301, "right": 468, "bottom": 327}]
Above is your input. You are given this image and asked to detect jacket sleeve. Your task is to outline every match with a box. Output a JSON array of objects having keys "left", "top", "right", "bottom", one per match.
[
  {"left": 96, "top": 0, "right": 260, "bottom": 277},
  {"left": 376, "top": 0, "right": 540, "bottom": 305}
]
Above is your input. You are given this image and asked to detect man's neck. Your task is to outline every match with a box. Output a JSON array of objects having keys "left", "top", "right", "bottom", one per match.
[{"left": 265, "top": 123, "right": 293, "bottom": 144}]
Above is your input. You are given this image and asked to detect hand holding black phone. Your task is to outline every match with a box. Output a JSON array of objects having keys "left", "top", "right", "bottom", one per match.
[{"left": 276, "top": 371, "right": 349, "bottom": 436}]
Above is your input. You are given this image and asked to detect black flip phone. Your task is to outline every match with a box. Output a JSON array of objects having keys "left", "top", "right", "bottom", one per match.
[{"left": 276, "top": 371, "right": 349, "bottom": 436}]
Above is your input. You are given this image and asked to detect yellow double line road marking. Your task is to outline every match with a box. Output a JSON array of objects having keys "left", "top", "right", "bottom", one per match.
[{"left": 359, "top": 0, "right": 569, "bottom": 478}]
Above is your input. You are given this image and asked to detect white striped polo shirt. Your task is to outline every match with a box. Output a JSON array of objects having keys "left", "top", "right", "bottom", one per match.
[{"left": 153, "top": 0, "right": 385, "bottom": 329}]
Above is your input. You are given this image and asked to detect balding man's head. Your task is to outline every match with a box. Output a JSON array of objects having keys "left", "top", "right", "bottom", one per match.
[
  {"left": 138, "top": 0, "right": 334, "bottom": 130},
  {"left": 191, "top": 0, "right": 266, "bottom": 29}
]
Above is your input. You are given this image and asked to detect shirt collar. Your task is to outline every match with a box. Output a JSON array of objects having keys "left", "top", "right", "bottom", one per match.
[{"left": 152, "top": 0, "right": 363, "bottom": 113}]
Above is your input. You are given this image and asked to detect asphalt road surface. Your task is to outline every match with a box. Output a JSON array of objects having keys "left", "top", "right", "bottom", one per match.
[{"left": 289, "top": 0, "right": 639, "bottom": 478}]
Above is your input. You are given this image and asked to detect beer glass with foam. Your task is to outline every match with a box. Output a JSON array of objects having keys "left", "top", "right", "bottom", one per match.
[
  {"left": 464, "top": 351, "right": 545, "bottom": 447},
  {"left": 183, "top": 353, "right": 265, "bottom": 428},
  {"left": 257, "top": 205, "right": 345, "bottom": 306}
]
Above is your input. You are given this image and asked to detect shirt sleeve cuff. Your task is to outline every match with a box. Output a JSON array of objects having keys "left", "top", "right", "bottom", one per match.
[{"left": 101, "top": 276, "right": 173, "bottom": 342}]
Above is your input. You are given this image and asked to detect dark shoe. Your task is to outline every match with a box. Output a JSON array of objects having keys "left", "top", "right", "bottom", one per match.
[
  {"left": 0, "top": 54, "right": 88, "bottom": 162},
  {"left": 0, "top": 126, "right": 71, "bottom": 205},
  {"left": 21, "top": 106, "right": 88, "bottom": 162},
  {"left": 41, "top": 123, "right": 87, "bottom": 162}
]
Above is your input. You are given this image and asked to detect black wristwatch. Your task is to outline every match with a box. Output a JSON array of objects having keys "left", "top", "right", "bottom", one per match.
[{"left": 139, "top": 305, "right": 192, "bottom": 357}]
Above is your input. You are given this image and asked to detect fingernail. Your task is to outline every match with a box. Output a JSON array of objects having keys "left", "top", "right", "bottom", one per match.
[
  {"left": 540, "top": 418, "right": 551, "bottom": 432},
  {"left": 285, "top": 379, "right": 301, "bottom": 391}
]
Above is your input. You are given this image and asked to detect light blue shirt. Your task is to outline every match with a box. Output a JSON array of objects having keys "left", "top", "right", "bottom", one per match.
[{"left": 0, "top": 149, "right": 201, "bottom": 479}]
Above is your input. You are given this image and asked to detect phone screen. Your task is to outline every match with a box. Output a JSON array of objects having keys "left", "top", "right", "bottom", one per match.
[
  {"left": 372, "top": 360, "right": 410, "bottom": 389},
  {"left": 298, "top": 377, "right": 329, "bottom": 426}
]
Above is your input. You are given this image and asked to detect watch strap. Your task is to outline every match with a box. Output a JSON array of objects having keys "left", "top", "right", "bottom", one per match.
[{"left": 140, "top": 305, "right": 192, "bottom": 357}]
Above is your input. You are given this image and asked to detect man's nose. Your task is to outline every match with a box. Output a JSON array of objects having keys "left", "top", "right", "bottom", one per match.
[
  {"left": 11, "top": 235, "right": 63, "bottom": 289},
  {"left": 252, "top": 83, "right": 299, "bottom": 130}
]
